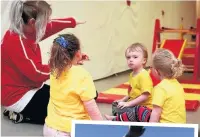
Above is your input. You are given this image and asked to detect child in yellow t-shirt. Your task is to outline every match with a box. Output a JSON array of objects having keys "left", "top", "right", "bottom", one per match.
[
  {"left": 43, "top": 34, "right": 103, "bottom": 137},
  {"left": 106, "top": 49, "right": 186, "bottom": 124},
  {"left": 149, "top": 48, "right": 186, "bottom": 123},
  {"left": 105, "top": 43, "right": 153, "bottom": 121}
]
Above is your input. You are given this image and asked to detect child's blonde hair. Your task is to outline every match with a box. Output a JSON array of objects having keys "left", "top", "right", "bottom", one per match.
[
  {"left": 125, "top": 43, "right": 148, "bottom": 65},
  {"left": 152, "top": 48, "right": 185, "bottom": 79}
]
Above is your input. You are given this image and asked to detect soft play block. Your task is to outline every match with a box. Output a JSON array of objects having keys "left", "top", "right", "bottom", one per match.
[
  {"left": 184, "top": 89, "right": 200, "bottom": 94},
  {"left": 97, "top": 87, "right": 128, "bottom": 104},
  {"left": 185, "top": 100, "right": 200, "bottom": 111},
  {"left": 97, "top": 92, "right": 200, "bottom": 111},
  {"left": 96, "top": 83, "right": 200, "bottom": 111},
  {"left": 97, "top": 93, "right": 124, "bottom": 104},
  {"left": 182, "top": 84, "right": 200, "bottom": 89}
]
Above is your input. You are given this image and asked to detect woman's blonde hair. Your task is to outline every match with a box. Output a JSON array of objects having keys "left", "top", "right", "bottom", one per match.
[
  {"left": 9, "top": 0, "right": 51, "bottom": 43},
  {"left": 152, "top": 48, "right": 185, "bottom": 79}
]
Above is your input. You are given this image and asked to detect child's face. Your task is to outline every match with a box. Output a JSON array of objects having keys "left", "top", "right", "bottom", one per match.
[{"left": 126, "top": 49, "right": 146, "bottom": 71}]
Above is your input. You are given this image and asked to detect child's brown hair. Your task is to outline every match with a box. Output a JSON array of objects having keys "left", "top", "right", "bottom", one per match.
[
  {"left": 49, "top": 33, "right": 80, "bottom": 79},
  {"left": 152, "top": 48, "right": 185, "bottom": 79}
]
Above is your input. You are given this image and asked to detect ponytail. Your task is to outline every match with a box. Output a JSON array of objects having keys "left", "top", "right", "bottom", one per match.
[
  {"left": 171, "top": 59, "right": 185, "bottom": 79},
  {"left": 152, "top": 49, "right": 185, "bottom": 79},
  {"left": 7, "top": 0, "right": 51, "bottom": 43},
  {"left": 9, "top": 0, "right": 25, "bottom": 36}
]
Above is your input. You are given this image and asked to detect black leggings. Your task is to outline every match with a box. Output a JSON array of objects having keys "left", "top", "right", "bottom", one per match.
[
  {"left": 21, "top": 84, "right": 50, "bottom": 124},
  {"left": 21, "top": 84, "right": 99, "bottom": 124}
]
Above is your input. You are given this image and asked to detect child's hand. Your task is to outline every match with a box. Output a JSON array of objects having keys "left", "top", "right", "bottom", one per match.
[
  {"left": 113, "top": 100, "right": 122, "bottom": 106},
  {"left": 77, "top": 53, "right": 90, "bottom": 65},
  {"left": 81, "top": 53, "right": 90, "bottom": 61},
  {"left": 117, "top": 102, "right": 130, "bottom": 109}
]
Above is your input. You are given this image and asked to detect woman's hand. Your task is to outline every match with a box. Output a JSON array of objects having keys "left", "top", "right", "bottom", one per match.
[{"left": 76, "top": 21, "right": 86, "bottom": 25}]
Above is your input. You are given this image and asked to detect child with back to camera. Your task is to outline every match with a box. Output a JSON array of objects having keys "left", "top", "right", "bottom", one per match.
[
  {"left": 43, "top": 33, "right": 103, "bottom": 137},
  {"left": 149, "top": 48, "right": 186, "bottom": 123},
  {"left": 106, "top": 48, "right": 186, "bottom": 124},
  {"left": 105, "top": 43, "right": 153, "bottom": 122}
]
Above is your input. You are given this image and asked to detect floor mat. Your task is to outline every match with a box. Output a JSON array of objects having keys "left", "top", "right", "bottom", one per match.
[{"left": 97, "top": 82, "right": 200, "bottom": 111}]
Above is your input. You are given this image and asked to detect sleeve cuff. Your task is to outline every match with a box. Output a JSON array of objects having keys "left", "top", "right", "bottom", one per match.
[{"left": 69, "top": 17, "right": 76, "bottom": 28}]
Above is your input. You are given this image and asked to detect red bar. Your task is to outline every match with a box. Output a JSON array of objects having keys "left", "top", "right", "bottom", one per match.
[{"left": 184, "top": 89, "right": 200, "bottom": 94}]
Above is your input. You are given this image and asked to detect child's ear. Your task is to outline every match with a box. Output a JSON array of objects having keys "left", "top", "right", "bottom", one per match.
[{"left": 143, "top": 58, "right": 147, "bottom": 65}]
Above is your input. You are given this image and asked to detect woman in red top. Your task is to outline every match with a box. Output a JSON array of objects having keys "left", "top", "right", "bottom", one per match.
[{"left": 1, "top": 0, "right": 89, "bottom": 124}]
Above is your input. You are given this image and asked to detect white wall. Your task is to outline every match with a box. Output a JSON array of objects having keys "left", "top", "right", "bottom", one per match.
[
  {"left": 197, "top": 1, "right": 200, "bottom": 19},
  {"left": 1, "top": 1, "right": 12, "bottom": 41},
  {"left": 40, "top": 1, "right": 196, "bottom": 80},
  {"left": 1, "top": 1, "right": 196, "bottom": 80}
]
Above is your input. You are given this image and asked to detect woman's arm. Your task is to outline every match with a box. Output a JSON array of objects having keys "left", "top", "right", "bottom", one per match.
[
  {"left": 41, "top": 17, "right": 85, "bottom": 41},
  {"left": 6, "top": 37, "right": 50, "bottom": 83}
]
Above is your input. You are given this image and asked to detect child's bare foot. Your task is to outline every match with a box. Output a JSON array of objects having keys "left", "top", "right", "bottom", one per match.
[{"left": 104, "top": 114, "right": 116, "bottom": 120}]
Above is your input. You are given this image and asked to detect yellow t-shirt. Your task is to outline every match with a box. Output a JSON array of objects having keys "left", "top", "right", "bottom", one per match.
[
  {"left": 152, "top": 79, "right": 186, "bottom": 123},
  {"left": 45, "top": 65, "right": 96, "bottom": 132},
  {"left": 128, "top": 69, "right": 153, "bottom": 108}
]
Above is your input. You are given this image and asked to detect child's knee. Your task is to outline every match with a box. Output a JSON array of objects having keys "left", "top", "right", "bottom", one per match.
[{"left": 112, "top": 102, "right": 118, "bottom": 116}]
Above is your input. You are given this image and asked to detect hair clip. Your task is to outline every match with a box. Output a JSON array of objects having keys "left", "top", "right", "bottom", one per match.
[{"left": 56, "top": 36, "right": 69, "bottom": 48}]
